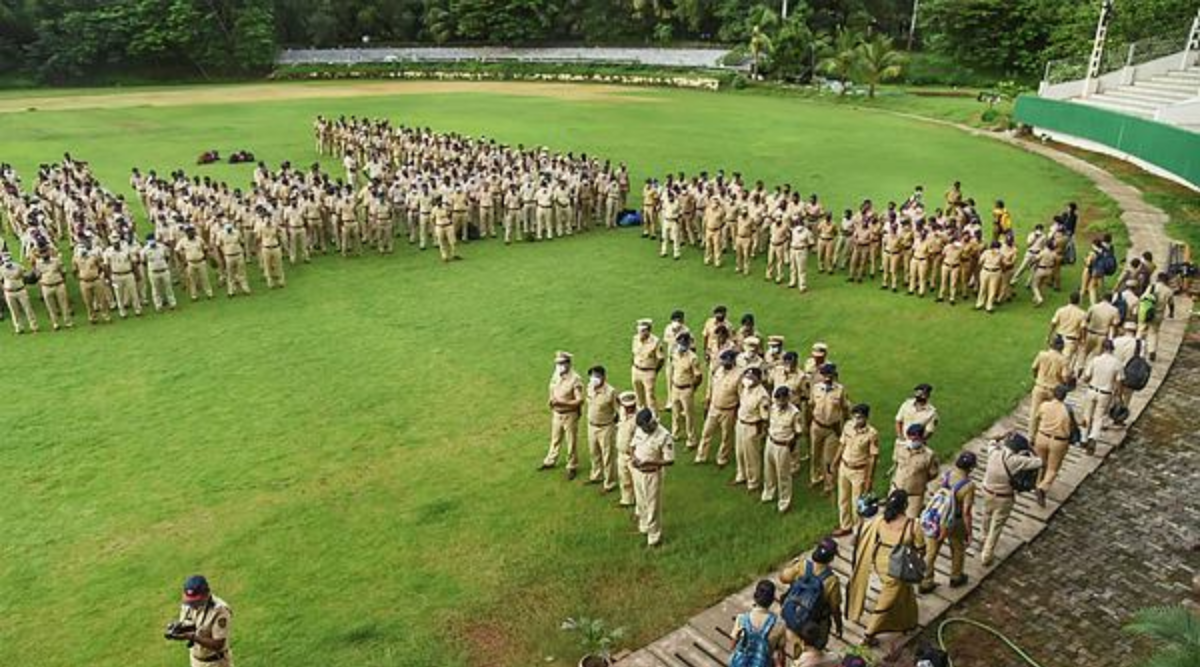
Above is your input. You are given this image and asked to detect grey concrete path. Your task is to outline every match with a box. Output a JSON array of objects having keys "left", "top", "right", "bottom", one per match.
[{"left": 614, "top": 127, "right": 1193, "bottom": 666}]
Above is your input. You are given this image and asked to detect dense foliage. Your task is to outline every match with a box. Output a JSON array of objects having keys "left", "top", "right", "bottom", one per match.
[{"left": 0, "top": 0, "right": 1196, "bottom": 83}]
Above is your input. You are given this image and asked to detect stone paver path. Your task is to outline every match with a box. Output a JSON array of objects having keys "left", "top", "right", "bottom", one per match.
[{"left": 614, "top": 129, "right": 1194, "bottom": 666}]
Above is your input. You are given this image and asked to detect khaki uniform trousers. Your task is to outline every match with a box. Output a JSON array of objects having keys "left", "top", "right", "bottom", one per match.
[
  {"left": 543, "top": 410, "right": 580, "bottom": 471},
  {"left": 837, "top": 463, "right": 870, "bottom": 531},
  {"left": 149, "top": 269, "right": 176, "bottom": 310},
  {"left": 1031, "top": 268, "right": 1053, "bottom": 305},
  {"left": 703, "top": 227, "right": 724, "bottom": 266},
  {"left": 735, "top": 236, "right": 753, "bottom": 273},
  {"left": 762, "top": 440, "right": 794, "bottom": 512},
  {"left": 735, "top": 420, "right": 765, "bottom": 490},
  {"left": 587, "top": 421, "right": 617, "bottom": 490},
  {"left": 617, "top": 448, "right": 636, "bottom": 506},
  {"left": 1035, "top": 432, "right": 1069, "bottom": 492},
  {"left": 536, "top": 207, "right": 554, "bottom": 239},
  {"left": 937, "top": 263, "right": 960, "bottom": 302},
  {"left": 809, "top": 422, "right": 840, "bottom": 489},
  {"left": 632, "top": 468, "right": 664, "bottom": 546},
  {"left": 479, "top": 206, "right": 496, "bottom": 237},
  {"left": 555, "top": 204, "right": 572, "bottom": 236},
  {"left": 660, "top": 220, "right": 681, "bottom": 258},
  {"left": 766, "top": 242, "right": 788, "bottom": 282},
  {"left": 504, "top": 209, "right": 520, "bottom": 243},
  {"left": 79, "top": 277, "right": 111, "bottom": 322},
  {"left": 341, "top": 222, "right": 362, "bottom": 256},
  {"left": 453, "top": 211, "right": 469, "bottom": 241},
  {"left": 698, "top": 406, "right": 736, "bottom": 464},
  {"left": 908, "top": 257, "right": 929, "bottom": 295},
  {"left": 260, "top": 246, "right": 285, "bottom": 288},
  {"left": 1138, "top": 321, "right": 1163, "bottom": 357},
  {"left": 882, "top": 251, "right": 901, "bottom": 289},
  {"left": 224, "top": 254, "right": 251, "bottom": 296},
  {"left": 670, "top": 385, "right": 697, "bottom": 448},
  {"left": 434, "top": 224, "right": 457, "bottom": 261},
  {"left": 288, "top": 227, "right": 310, "bottom": 263},
  {"left": 975, "top": 269, "right": 1002, "bottom": 311},
  {"left": 923, "top": 519, "right": 968, "bottom": 585},
  {"left": 605, "top": 198, "right": 620, "bottom": 229},
  {"left": 4, "top": 288, "right": 38, "bottom": 332},
  {"left": 1027, "top": 385, "right": 1054, "bottom": 441},
  {"left": 816, "top": 238, "right": 835, "bottom": 272},
  {"left": 849, "top": 244, "right": 871, "bottom": 281},
  {"left": 789, "top": 248, "right": 809, "bottom": 291},
  {"left": 112, "top": 272, "right": 141, "bottom": 316},
  {"left": 631, "top": 366, "right": 658, "bottom": 412},
  {"left": 418, "top": 213, "right": 431, "bottom": 249},
  {"left": 980, "top": 491, "right": 1014, "bottom": 564},
  {"left": 40, "top": 282, "right": 72, "bottom": 328},
  {"left": 376, "top": 218, "right": 394, "bottom": 253},
  {"left": 1080, "top": 387, "right": 1112, "bottom": 441}
]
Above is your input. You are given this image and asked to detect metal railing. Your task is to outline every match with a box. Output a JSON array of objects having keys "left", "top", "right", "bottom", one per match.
[
  {"left": 1044, "top": 57, "right": 1088, "bottom": 85},
  {"left": 1042, "top": 33, "right": 1191, "bottom": 87}
]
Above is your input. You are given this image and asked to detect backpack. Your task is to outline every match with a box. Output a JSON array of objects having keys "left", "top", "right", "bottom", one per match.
[
  {"left": 1124, "top": 340, "right": 1152, "bottom": 391},
  {"left": 729, "top": 612, "right": 778, "bottom": 667},
  {"left": 780, "top": 562, "right": 832, "bottom": 634},
  {"left": 1139, "top": 292, "right": 1158, "bottom": 324},
  {"left": 1002, "top": 450, "right": 1037, "bottom": 493},
  {"left": 1114, "top": 295, "right": 1128, "bottom": 323},
  {"left": 617, "top": 210, "right": 641, "bottom": 227},
  {"left": 1092, "top": 246, "right": 1117, "bottom": 277},
  {"left": 921, "top": 473, "right": 968, "bottom": 540}
]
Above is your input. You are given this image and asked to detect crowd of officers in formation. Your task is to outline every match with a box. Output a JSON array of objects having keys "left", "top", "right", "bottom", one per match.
[
  {"left": 635, "top": 174, "right": 1094, "bottom": 313},
  {"left": 540, "top": 275, "right": 1174, "bottom": 654},
  {"left": 0, "top": 117, "right": 639, "bottom": 333}
]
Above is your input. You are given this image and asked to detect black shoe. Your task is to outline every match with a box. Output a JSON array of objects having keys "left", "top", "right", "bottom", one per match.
[
  {"left": 537, "top": 463, "right": 554, "bottom": 471},
  {"left": 1036, "top": 489, "right": 1046, "bottom": 507},
  {"left": 566, "top": 469, "right": 577, "bottom": 481},
  {"left": 949, "top": 575, "right": 969, "bottom": 588}
]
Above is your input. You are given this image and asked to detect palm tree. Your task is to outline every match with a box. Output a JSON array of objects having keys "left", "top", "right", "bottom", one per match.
[
  {"left": 745, "top": 5, "right": 778, "bottom": 78},
  {"left": 817, "top": 28, "right": 860, "bottom": 96},
  {"left": 1124, "top": 606, "right": 1200, "bottom": 667},
  {"left": 855, "top": 33, "right": 905, "bottom": 98}
]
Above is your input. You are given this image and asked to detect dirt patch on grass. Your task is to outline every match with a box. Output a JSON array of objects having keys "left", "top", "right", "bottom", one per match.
[{"left": 0, "top": 81, "right": 655, "bottom": 115}]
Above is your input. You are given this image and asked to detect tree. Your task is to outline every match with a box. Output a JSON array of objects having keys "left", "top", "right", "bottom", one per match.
[
  {"left": 855, "top": 32, "right": 903, "bottom": 97},
  {"left": 745, "top": 4, "right": 778, "bottom": 77},
  {"left": 818, "top": 27, "right": 860, "bottom": 94},
  {"left": 1124, "top": 606, "right": 1200, "bottom": 667}
]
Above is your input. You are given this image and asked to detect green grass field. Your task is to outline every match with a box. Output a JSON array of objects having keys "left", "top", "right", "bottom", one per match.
[{"left": 0, "top": 82, "right": 1117, "bottom": 667}]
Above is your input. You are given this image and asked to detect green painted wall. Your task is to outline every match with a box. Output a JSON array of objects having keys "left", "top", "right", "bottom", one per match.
[{"left": 1015, "top": 95, "right": 1200, "bottom": 188}]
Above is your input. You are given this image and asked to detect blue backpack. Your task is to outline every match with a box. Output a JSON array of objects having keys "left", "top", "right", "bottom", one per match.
[
  {"left": 921, "top": 473, "right": 969, "bottom": 540},
  {"left": 730, "top": 612, "right": 777, "bottom": 667},
  {"left": 780, "top": 561, "right": 832, "bottom": 633}
]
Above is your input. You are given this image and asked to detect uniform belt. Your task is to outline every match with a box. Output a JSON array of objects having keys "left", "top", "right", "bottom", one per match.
[
  {"left": 841, "top": 461, "right": 869, "bottom": 470},
  {"left": 673, "top": 383, "right": 695, "bottom": 390},
  {"left": 739, "top": 419, "right": 764, "bottom": 426},
  {"left": 1038, "top": 431, "right": 1070, "bottom": 442},
  {"left": 1062, "top": 334, "right": 1078, "bottom": 340},
  {"left": 983, "top": 487, "right": 1014, "bottom": 498},
  {"left": 263, "top": 244, "right": 280, "bottom": 249},
  {"left": 4, "top": 286, "right": 25, "bottom": 293},
  {"left": 113, "top": 270, "right": 133, "bottom": 276},
  {"left": 1089, "top": 386, "right": 1112, "bottom": 395},
  {"left": 634, "top": 365, "right": 657, "bottom": 372},
  {"left": 553, "top": 408, "right": 581, "bottom": 415},
  {"left": 1037, "top": 264, "right": 1055, "bottom": 270},
  {"left": 857, "top": 242, "right": 871, "bottom": 247},
  {"left": 769, "top": 436, "right": 794, "bottom": 446},
  {"left": 188, "top": 259, "right": 206, "bottom": 265},
  {"left": 812, "top": 417, "right": 839, "bottom": 429},
  {"left": 436, "top": 222, "right": 453, "bottom": 228},
  {"left": 151, "top": 268, "right": 169, "bottom": 274},
  {"left": 819, "top": 235, "right": 834, "bottom": 241},
  {"left": 223, "top": 252, "right": 243, "bottom": 258},
  {"left": 982, "top": 267, "right": 1001, "bottom": 272},
  {"left": 914, "top": 255, "right": 927, "bottom": 261},
  {"left": 589, "top": 421, "right": 614, "bottom": 428},
  {"left": 538, "top": 205, "right": 551, "bottom": 209},
  {"left": 40, "top": 280, "right": 64, "bottom": 288},
  {"left": 81, "top": 276, "right": 99, "bottom": 283},
  {"left": 712, "top": 404, "right": 737, "bottom": 412},
  {"left": 771, "top": 241, "right": 786, "bottom": 246},
  {"left": 195, "top": 652, "right": 226, "bottom": 663},
  {"left": 943, "top": 262, "right": 960, "bottom": 268},
  {"left": 1086, "top": 329, "right": 1106, "bottom": 336},
  {"left": 883, "top": 249, "right": 897, "bottom": 255}
]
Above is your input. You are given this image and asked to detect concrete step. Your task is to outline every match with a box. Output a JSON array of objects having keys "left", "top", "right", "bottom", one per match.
[
  {"left": 1078, "top": 97, "right": 1155, "bottom": 118},
  {"left": 1107, "top": 88, "right": 1193, "bottom": 104},
  {"left": 1162, "top": 68, "right": 1200, "bottom": 82},
  {"left": 1086, "top": 94, "right": 1160, "bottom": 110},
  {"left": 1141, "top": 78, "right": 1200, "bottom": 94}
]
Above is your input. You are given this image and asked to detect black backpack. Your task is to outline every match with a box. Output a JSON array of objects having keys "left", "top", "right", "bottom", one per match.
[
  {"left": 780, "top": 562, "right": 832, "bottom": 634},
  {"left": 1003, "top": 450, "right": 1037, "bottom": 493},
  {"left": 1124, "top": 341, "right": 1152, "bottom": 391},
  {"left": 1093, "top": 246, "right": 1118, "bottom": 277}
]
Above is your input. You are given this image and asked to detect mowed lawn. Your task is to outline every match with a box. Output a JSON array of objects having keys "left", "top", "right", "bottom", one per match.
[{"left": 0, "top": 83, "right": 1116, "bottom": 667}]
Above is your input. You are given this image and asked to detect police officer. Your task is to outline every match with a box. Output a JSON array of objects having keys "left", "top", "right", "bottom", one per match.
[
  {"left": 541, "top": 351, "right": 584, "bottom": 479},
  {"left": 630, "top": 408, "right": 675, "bottom": 547},
  {"left": 168, "top": 575, "right": 233, "bottom": 667}
]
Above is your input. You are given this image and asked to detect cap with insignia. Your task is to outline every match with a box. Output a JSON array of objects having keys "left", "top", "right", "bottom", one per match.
[
  {"left": 812, "top": 342, "right": 828, "bottom": 354},
  {"left": 182, "top": 575, "right": 210, "bottom": 602},
  {"left": 767, "top": 335, "right": 785, "bottom": 346},
  {"left": 636, "top": 318, "right": 652, "bottom": 330},
  {"left": 555, "top": 351, "right": 572, "bottom": 363},
  {"left": 744, "top": 335, "right": 761, "bottom": 349},
  {"left": 618, "top": 391, "right": 637, "bottom": 407}
]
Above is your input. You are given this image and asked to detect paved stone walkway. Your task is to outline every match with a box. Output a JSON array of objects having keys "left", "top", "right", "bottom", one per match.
[
  {"left": 906, "top": 334, "right": 1200, "bottom": 667},
  {"left": 614, "top": 126, "right": 1194, "bottom": 666}
]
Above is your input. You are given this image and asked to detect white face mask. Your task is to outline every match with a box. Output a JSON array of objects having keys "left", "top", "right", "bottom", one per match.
[
  {"left": 556, "top": 363, "right": 568, "bottom": 375},
  {"left": 589, "top": 376, "right": 602, "bottom": 388},
  {"left": 769, "top": 345, "right": 782, "bottom": 354},
  {"left": 676, "top": 344, "right": 689, "bottom": 353},
  {"left": 906, "top": 439, "right": 923, "bottom": 450},
  {"left": 742, "top": 377, "right": 754, "bottom": 388}
]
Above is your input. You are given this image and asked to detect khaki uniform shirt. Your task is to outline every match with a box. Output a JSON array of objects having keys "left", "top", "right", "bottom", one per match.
[
  {"left": 982, "top": 445, "right": 1042, "bottom": 495},
  {"left": 707, "top": 366, "right": 741, "bottom": 410},
  {"left": 218, "top": 229, "right": 243, "bottom": 257},
  {"left": 1036, "top": 400, "right": 1071, "bottom": 439},
  {"left": 895, "top": 398, "right": 939, "bottom": 437},
  {"left": 671, "top": 350, "right": 704, "bottom": 389},
  {"left": 549, "top": 370, "right": 583, "bottom": 413},
  {"left": 767, "top": 403, "right": 802, "bottom": 443},
  {"left": 1084, "top": 301, "right": 1121, "bottom": 337},
  {"left": 738, "top": 384, "right": 771, "bottom": 424},
  {"left": 839, "top": 422, "right": 880, "bottom": 469},
  {"left": 631, "top": 424, "right": 675, "bottom": 466},
  {"left": 178, "top": 237, "right": 207, "bottom": 262},
  {"left": 1032, "top": 349, "right": 1070, "bottom": 390},
  {"left": 179, "top": 597, "right": 232, "bottom": 667},
  {"left": 33, "top": 256, "right": 66, "bottom": 286},
  {"left": 146, "top": 244, "right": 172, "bottom": 272},
  {"left": 768, "top": 366, "right": 809, "bottom": 406},
  {"left": 1, "top": 262, "right": 26, "bottom": 291},
  {"left": 892, "top": 443, "right": 939, "bottom": 496},
  {"left": 1082, "top": 352, "right": 1124, "bottom": 393},
  {"left": 1051, "top": 304, "right": 1087, "bottom": 341},
  {"left": 587, "top": 383, "right": 619, "bottom": 426},
  {"left": 632, "top": 334, "right": 662, "bottom": 372},
  {"left": 810, "top": 382, "right": 849, "bottom": 428}
]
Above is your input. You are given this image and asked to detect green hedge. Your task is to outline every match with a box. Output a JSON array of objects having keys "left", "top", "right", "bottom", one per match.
[{"left": 1015, "top": 95, "right": 1200, "bottom": 188}]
